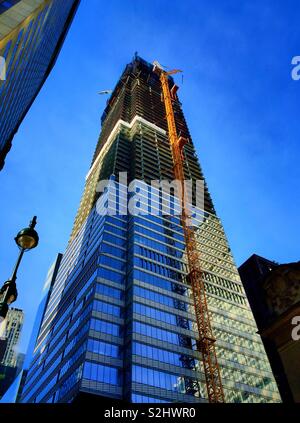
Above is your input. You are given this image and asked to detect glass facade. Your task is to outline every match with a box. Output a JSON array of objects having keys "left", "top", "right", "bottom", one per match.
[
  {"left": 21, "top": 57, "right": 281, "bottom": 403},
  {"left": 0, "top": 0, "right": 80, "bottom": 170}
]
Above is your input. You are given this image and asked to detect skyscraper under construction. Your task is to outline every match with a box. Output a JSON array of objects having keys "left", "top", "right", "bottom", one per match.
[{"left": 21, "top": 56, "right": 281, "bottom": 403}]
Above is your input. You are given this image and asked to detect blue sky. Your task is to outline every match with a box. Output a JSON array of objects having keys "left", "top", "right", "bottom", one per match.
[{"left": 0, "top": 0, "right": 299, "bottom": 354}]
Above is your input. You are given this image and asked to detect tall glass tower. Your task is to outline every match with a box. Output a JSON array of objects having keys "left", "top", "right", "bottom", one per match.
[
  {"left": 0, "top": 0, "right": 80, "bottom": 170},
  {"left": 21, "top": 57, "right": 281, "bottom": 404}
]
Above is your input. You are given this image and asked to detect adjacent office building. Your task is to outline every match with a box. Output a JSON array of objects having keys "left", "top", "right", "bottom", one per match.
[
  {"left": 0, "top": 0, "right": 80, "bottom": 170},
  {"left": 239, "top": 255, "right": 300, "bottom": 403},
  {"left": 0, "top": 254, "right": 62, "bottom": 403},
  {"left": 1, "top": 307, "right": 23, "bottom": 368},
  {"left": 21, "top": 57, "right": 281, "bottom": 403},
  {"left": 0, "top": 307, "right": 23, "bottom": 398}
]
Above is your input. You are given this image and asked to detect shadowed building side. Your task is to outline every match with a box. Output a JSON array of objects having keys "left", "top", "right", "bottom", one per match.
[{"left": 239, "top": 255, "right": 300, "bottom": 403}]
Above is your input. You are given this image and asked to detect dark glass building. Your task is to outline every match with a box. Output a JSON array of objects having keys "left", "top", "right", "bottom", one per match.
[
  {"left": 239, "top": 254, "right": 279, "bottom": 327},
  {"left": 0, "top": 0, "right": 80, "bottom": 170},
  {"left": 21, "top": 57, "right": 280, "bottom": 403}
]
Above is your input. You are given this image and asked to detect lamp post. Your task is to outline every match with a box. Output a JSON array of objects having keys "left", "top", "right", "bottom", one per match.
[{"left": 0, "top": 217, "right": 39, "bottom": 326}]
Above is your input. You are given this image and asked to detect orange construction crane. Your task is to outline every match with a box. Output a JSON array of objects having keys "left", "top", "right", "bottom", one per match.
[{"left": 153, "top": 61, "right": 225, "bottom": 403}]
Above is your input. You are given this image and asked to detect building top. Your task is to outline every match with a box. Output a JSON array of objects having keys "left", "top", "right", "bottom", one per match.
[
  {"left": 100, "top": 55, "right": 176, "bottom": 125},
  {"left": 239, "top": 253, "right": 279, "bottom": 277},
  {"left": 9, "top": 307, "right": 23, "bottom": 313},
  {"left": 239, "top": 255, "right": 300, "bottom": 324}
]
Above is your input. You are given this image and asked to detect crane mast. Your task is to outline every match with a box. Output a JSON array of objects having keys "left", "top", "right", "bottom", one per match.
[{"left": 153, "top": 62, "right": 225, "bottom": 403}]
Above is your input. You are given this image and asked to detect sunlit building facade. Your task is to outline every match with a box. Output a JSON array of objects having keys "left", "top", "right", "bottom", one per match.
[
  {"left": 1, "top": 307, "right": 23, "bottom": 368},
  {"left": 21, "top": 57, "right": 281, "bottom": 403},
  {"left": 0, "top": 0, "right": 80, "bottom": 170}
]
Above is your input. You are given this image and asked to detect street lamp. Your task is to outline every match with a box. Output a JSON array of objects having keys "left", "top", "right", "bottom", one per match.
[{"left": 0, "top": 216, "right": 39, "bottom": 324}]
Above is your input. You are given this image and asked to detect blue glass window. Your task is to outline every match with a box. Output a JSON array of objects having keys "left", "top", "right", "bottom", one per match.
[
  {"left": 96, "top": 283, "right": 123, "bottom": 300},
  {"left": 83, "top": 362, "right": 121, "bottom": 385},
  {"left": 100, "top": 255, "right": 126, "bottom": 272},
  {"left": 132, "top": 365, "right": 199, "bottom": 396},
  {"left": 134, "top": 303, "right": 178, "bottom": 326},
  {"left": 87, "top": 339, "right": 121, "bottom": 358},
  {"left": 93, "top": 299, "right": 121, "bottom": 317},
  {"left": 133, "top": 321, "right": 189, "bottom": 346},
  {"left": 98, "top": 267, "right": 125, "bottom": 284},
  {"left": 132, "top": 394, "right": 166, "bottom": 403},
  {"left": 132, "top": 342, "right": 198, "bottom": 368},
  {"left": 134, "top": 286, "right": 188, "bottom": 310},
  {"left": 90, "top": 318, "right": 120, "bottom": 337}
]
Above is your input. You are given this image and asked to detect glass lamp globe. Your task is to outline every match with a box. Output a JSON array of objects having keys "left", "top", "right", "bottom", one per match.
[{"left": 15, "top": 227, "right": 39, "bottom": 250}]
